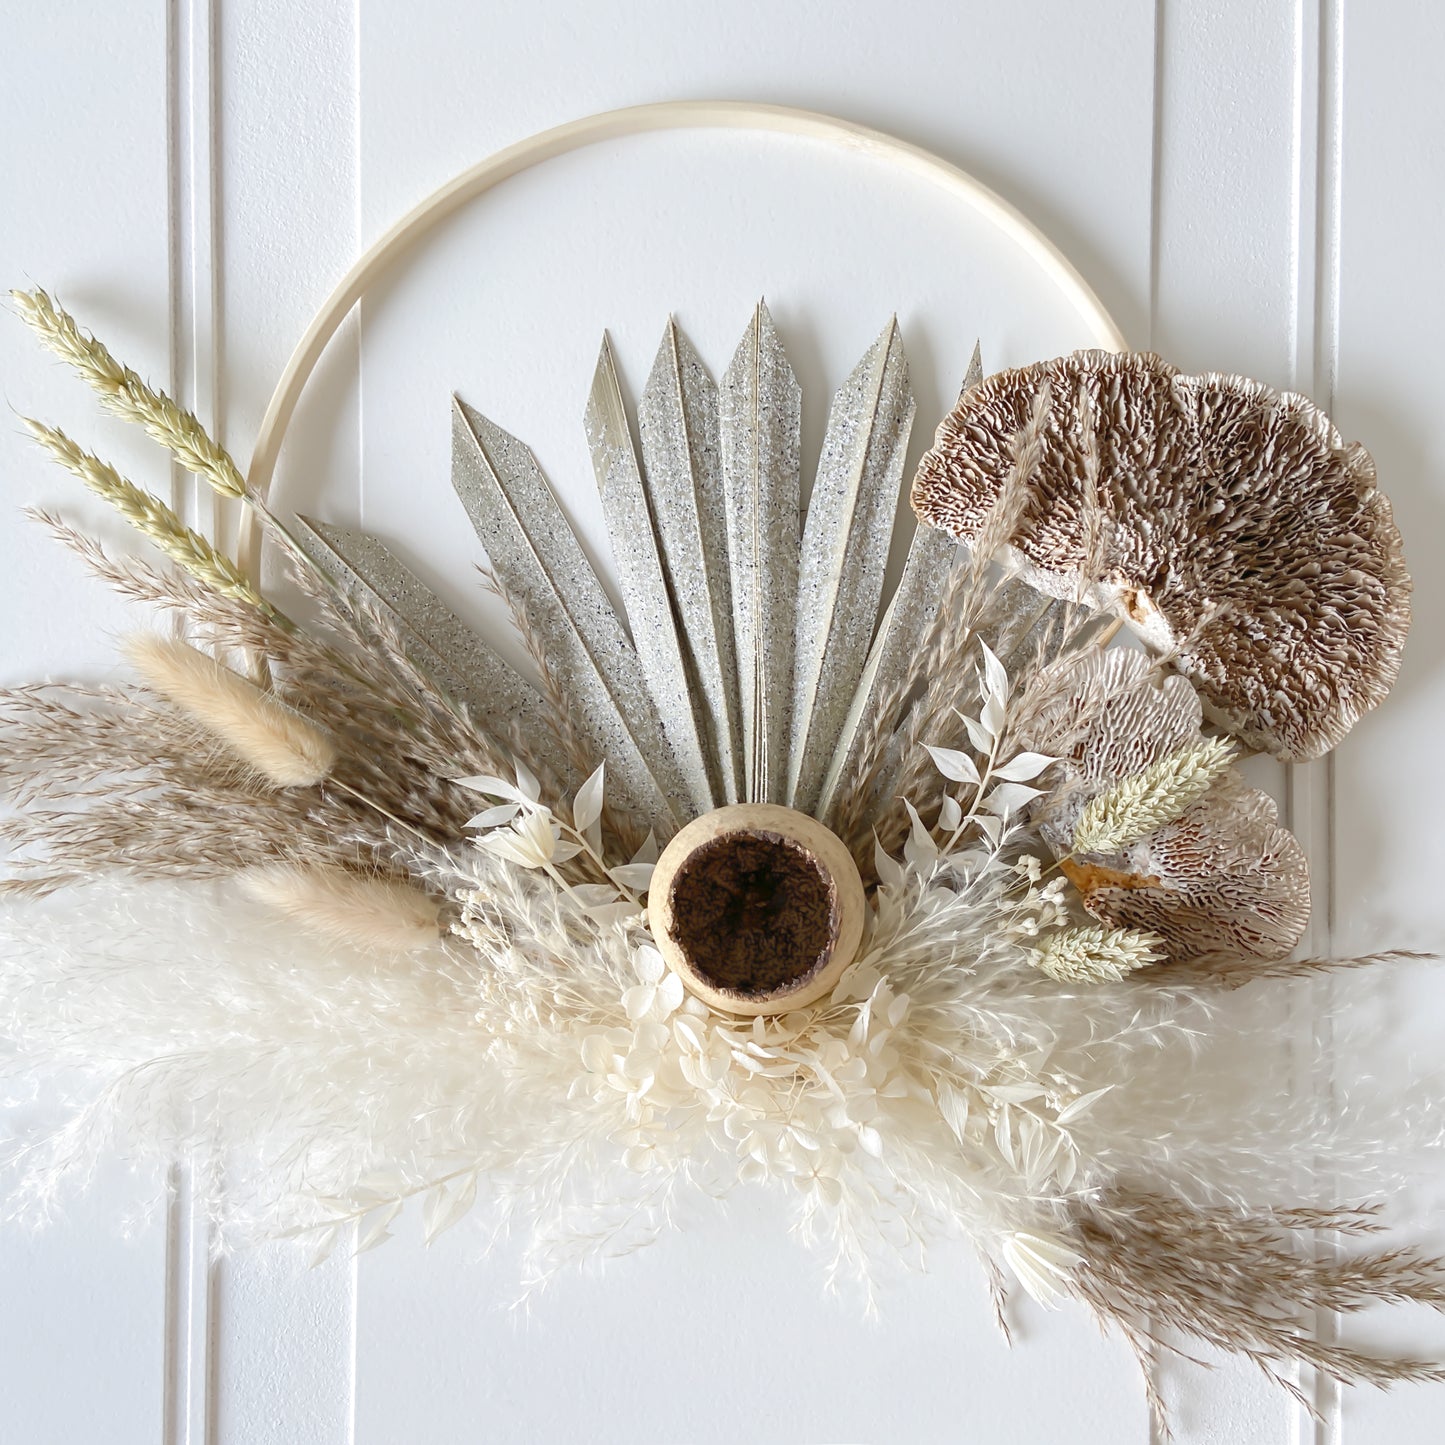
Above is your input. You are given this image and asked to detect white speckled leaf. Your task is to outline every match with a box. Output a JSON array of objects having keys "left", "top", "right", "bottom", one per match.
[
  {"left": 720, "top": 301, "right": 801, "bottom": 805},
  {"left": 585, "top": 335, "right": 716, "bottom": 815},
  {"left": 450, "top": 398, "right": 684, "bottom": 828},
  {"left": 788, "top": 319, "right": 915, "bottom": 815},
  {"left": 290, "top": 516, "right": 566, "bottom": 777},
  {"left": 637, "top": 320, "right": 744, "bottom": 803},
  {"left": 962, "top": 339, "right": 984, "bottom": 395},
  {"left": 816, "top": 522, "right": 959, "bottom": 827}
]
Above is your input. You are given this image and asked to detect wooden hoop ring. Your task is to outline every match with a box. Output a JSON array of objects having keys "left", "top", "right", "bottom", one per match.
[{"left": 240, "top": 99, "right": 1127, "bottom": 581}]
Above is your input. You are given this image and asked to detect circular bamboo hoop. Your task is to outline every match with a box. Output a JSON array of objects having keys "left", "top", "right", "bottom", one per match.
[{"left": 240, "top": 99, "right": 1127, "bottom": 580}]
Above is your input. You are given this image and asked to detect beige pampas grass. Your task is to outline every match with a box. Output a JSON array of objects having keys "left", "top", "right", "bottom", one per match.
[
  {"left": 238, "top": 864, "right": 441, "bottom": 952},
  {"left": 1072, "top": 735, "right": 1237, "bottom": 855},
  {"left": 126, "top": 635, "right": 335, "bottom": 787},
  {"left": 13, "top": 289, "right": 247, "bottom": 501}
]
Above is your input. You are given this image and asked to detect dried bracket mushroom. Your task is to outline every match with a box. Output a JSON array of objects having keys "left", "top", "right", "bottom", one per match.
[
  {"left": 912, "top": 350, "right": 1412, "bottom": 762},
  {"left": 1016, "top": 649, "right": 1311, "bottom": 961}
]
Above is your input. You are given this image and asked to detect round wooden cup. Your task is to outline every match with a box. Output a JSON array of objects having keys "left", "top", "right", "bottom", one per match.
[{"left": 649, "top": 803, "right": 867, "bottom": 1016}]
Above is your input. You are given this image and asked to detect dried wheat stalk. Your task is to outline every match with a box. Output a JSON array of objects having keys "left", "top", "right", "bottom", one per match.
[
  {"left": 14, "top": 288, "right": 248, "bottom": 501},
  {"left": 22, "top": 422, "right": 279, "bottom": 620}
]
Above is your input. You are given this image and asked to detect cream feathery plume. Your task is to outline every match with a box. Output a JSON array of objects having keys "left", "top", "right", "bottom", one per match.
[
  {"left": 1029, "top": 924, "right": 1164, "bottom": 983},
  {"left": 238, "top": 863, "right": 442, "bottom": 952},
  {"left": 1072, "top": 736, "right": 1237, "bottom": 855},
  {"left": 13, "top": 289, "right": 247, "bottom": 500},
  {"left": 125, "top": 635, "right": 335, "bottom": 787}
]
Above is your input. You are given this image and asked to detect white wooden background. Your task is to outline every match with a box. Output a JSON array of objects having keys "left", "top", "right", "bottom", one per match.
[{"left": 2, "top": 2, "right": 1444, "bottom": 1441}]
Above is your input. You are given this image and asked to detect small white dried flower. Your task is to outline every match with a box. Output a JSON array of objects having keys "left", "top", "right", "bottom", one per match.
[
  {"left": 1071, "top": 736, "right": 1237, "bottom": 855},
  {"left": 1001, "top": 1230, "right": 1084, "bottom": 1309},
  {"left": 476, "top": 807, "right": 580, "bottom": 870},
  {"left": 1013, "top": 855, "right": 1044, "bottom": 883},
  {"left": 1029, "top": 924, "right": 1165, "bottom": 983}
]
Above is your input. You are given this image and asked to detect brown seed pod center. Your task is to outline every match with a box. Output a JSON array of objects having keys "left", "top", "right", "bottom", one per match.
[
  {"left": 666, "top": 828, "right": 838, "bottom": 997},
  {"left": 652, "top": 803, "right": 867, "bottom": 1016}
]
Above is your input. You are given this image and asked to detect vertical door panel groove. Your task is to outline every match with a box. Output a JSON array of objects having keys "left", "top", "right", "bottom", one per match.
[
  {"left": 1287, "top": 1, "right": 1345, "bottom": 1440},
  {"left": 162, "top": 1, "right": 220, "bottom": 1442}
]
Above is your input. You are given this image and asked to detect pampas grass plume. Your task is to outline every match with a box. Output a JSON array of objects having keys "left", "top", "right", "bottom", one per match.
[
  {"left": 126, "top": 635, "right": 335, "bottom": 787},
  {"left": 238, "top": 864, "right": 441, "bottom": 952}
]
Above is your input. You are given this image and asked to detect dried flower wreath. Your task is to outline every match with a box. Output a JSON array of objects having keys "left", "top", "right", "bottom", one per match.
[{"left": 1, "top": 285, "right": 1436, "bottom": 1431}]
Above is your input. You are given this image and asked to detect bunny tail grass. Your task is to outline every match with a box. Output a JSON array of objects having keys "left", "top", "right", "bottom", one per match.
[
  {"left": 238, "top": 864, "right": 442, "bottom": 952},
  {"left": 125, "top": 635, "right": 335, "bottom": 787}
]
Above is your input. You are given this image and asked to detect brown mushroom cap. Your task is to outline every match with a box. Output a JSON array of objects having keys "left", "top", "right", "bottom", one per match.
[
  {"left": 1064, "top": 776, "right": 1312, "bottom": 962},
  {"left": 1016, "top": 649, "right": 1310, "bottom": 963},
  {"left": 912, "top": 351, "right": 1412, "bottom": 761}
]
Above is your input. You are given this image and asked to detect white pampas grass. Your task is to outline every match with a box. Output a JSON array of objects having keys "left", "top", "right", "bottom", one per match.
[
  {"left": 238, "top": 864, "right": 441, "bottom": 952},
  {"left": 0, "top": 879, "right": 471, "bottom": 1241},
  {"left": 125, "top": 635, "right": 335, "bottom": 787},
  {"left": 1072, "top": 736, "right": 1237, "bottom": 854},
  {"left": 0, "top": 868, "right": 1429, "bottom": 1282}
]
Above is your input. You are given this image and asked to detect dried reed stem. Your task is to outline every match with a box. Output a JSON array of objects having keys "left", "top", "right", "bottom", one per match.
[{"left": 1159, "top": 949, "right": 1433, "bottom": 990}]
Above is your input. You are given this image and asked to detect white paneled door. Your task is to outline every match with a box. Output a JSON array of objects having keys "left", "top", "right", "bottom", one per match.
[{"left": 2, "top": 3, "right": 1442, "bottom": 1442}]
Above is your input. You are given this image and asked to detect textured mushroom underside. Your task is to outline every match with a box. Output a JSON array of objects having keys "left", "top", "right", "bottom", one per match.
[
  {"left": 1015, "top": 649, "right": 1311, "bottom": 962},
  {"left": 911, "top": 350, "right": 1412, "bottom": 762}
]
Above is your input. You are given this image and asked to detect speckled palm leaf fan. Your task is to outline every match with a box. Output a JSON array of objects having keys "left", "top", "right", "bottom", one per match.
[
  {"left": 298, "top": 306, "right": 936, "bottom": 833},
  {"left": 294, "top": 315, "right": 1406, "bottom": 974}
]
